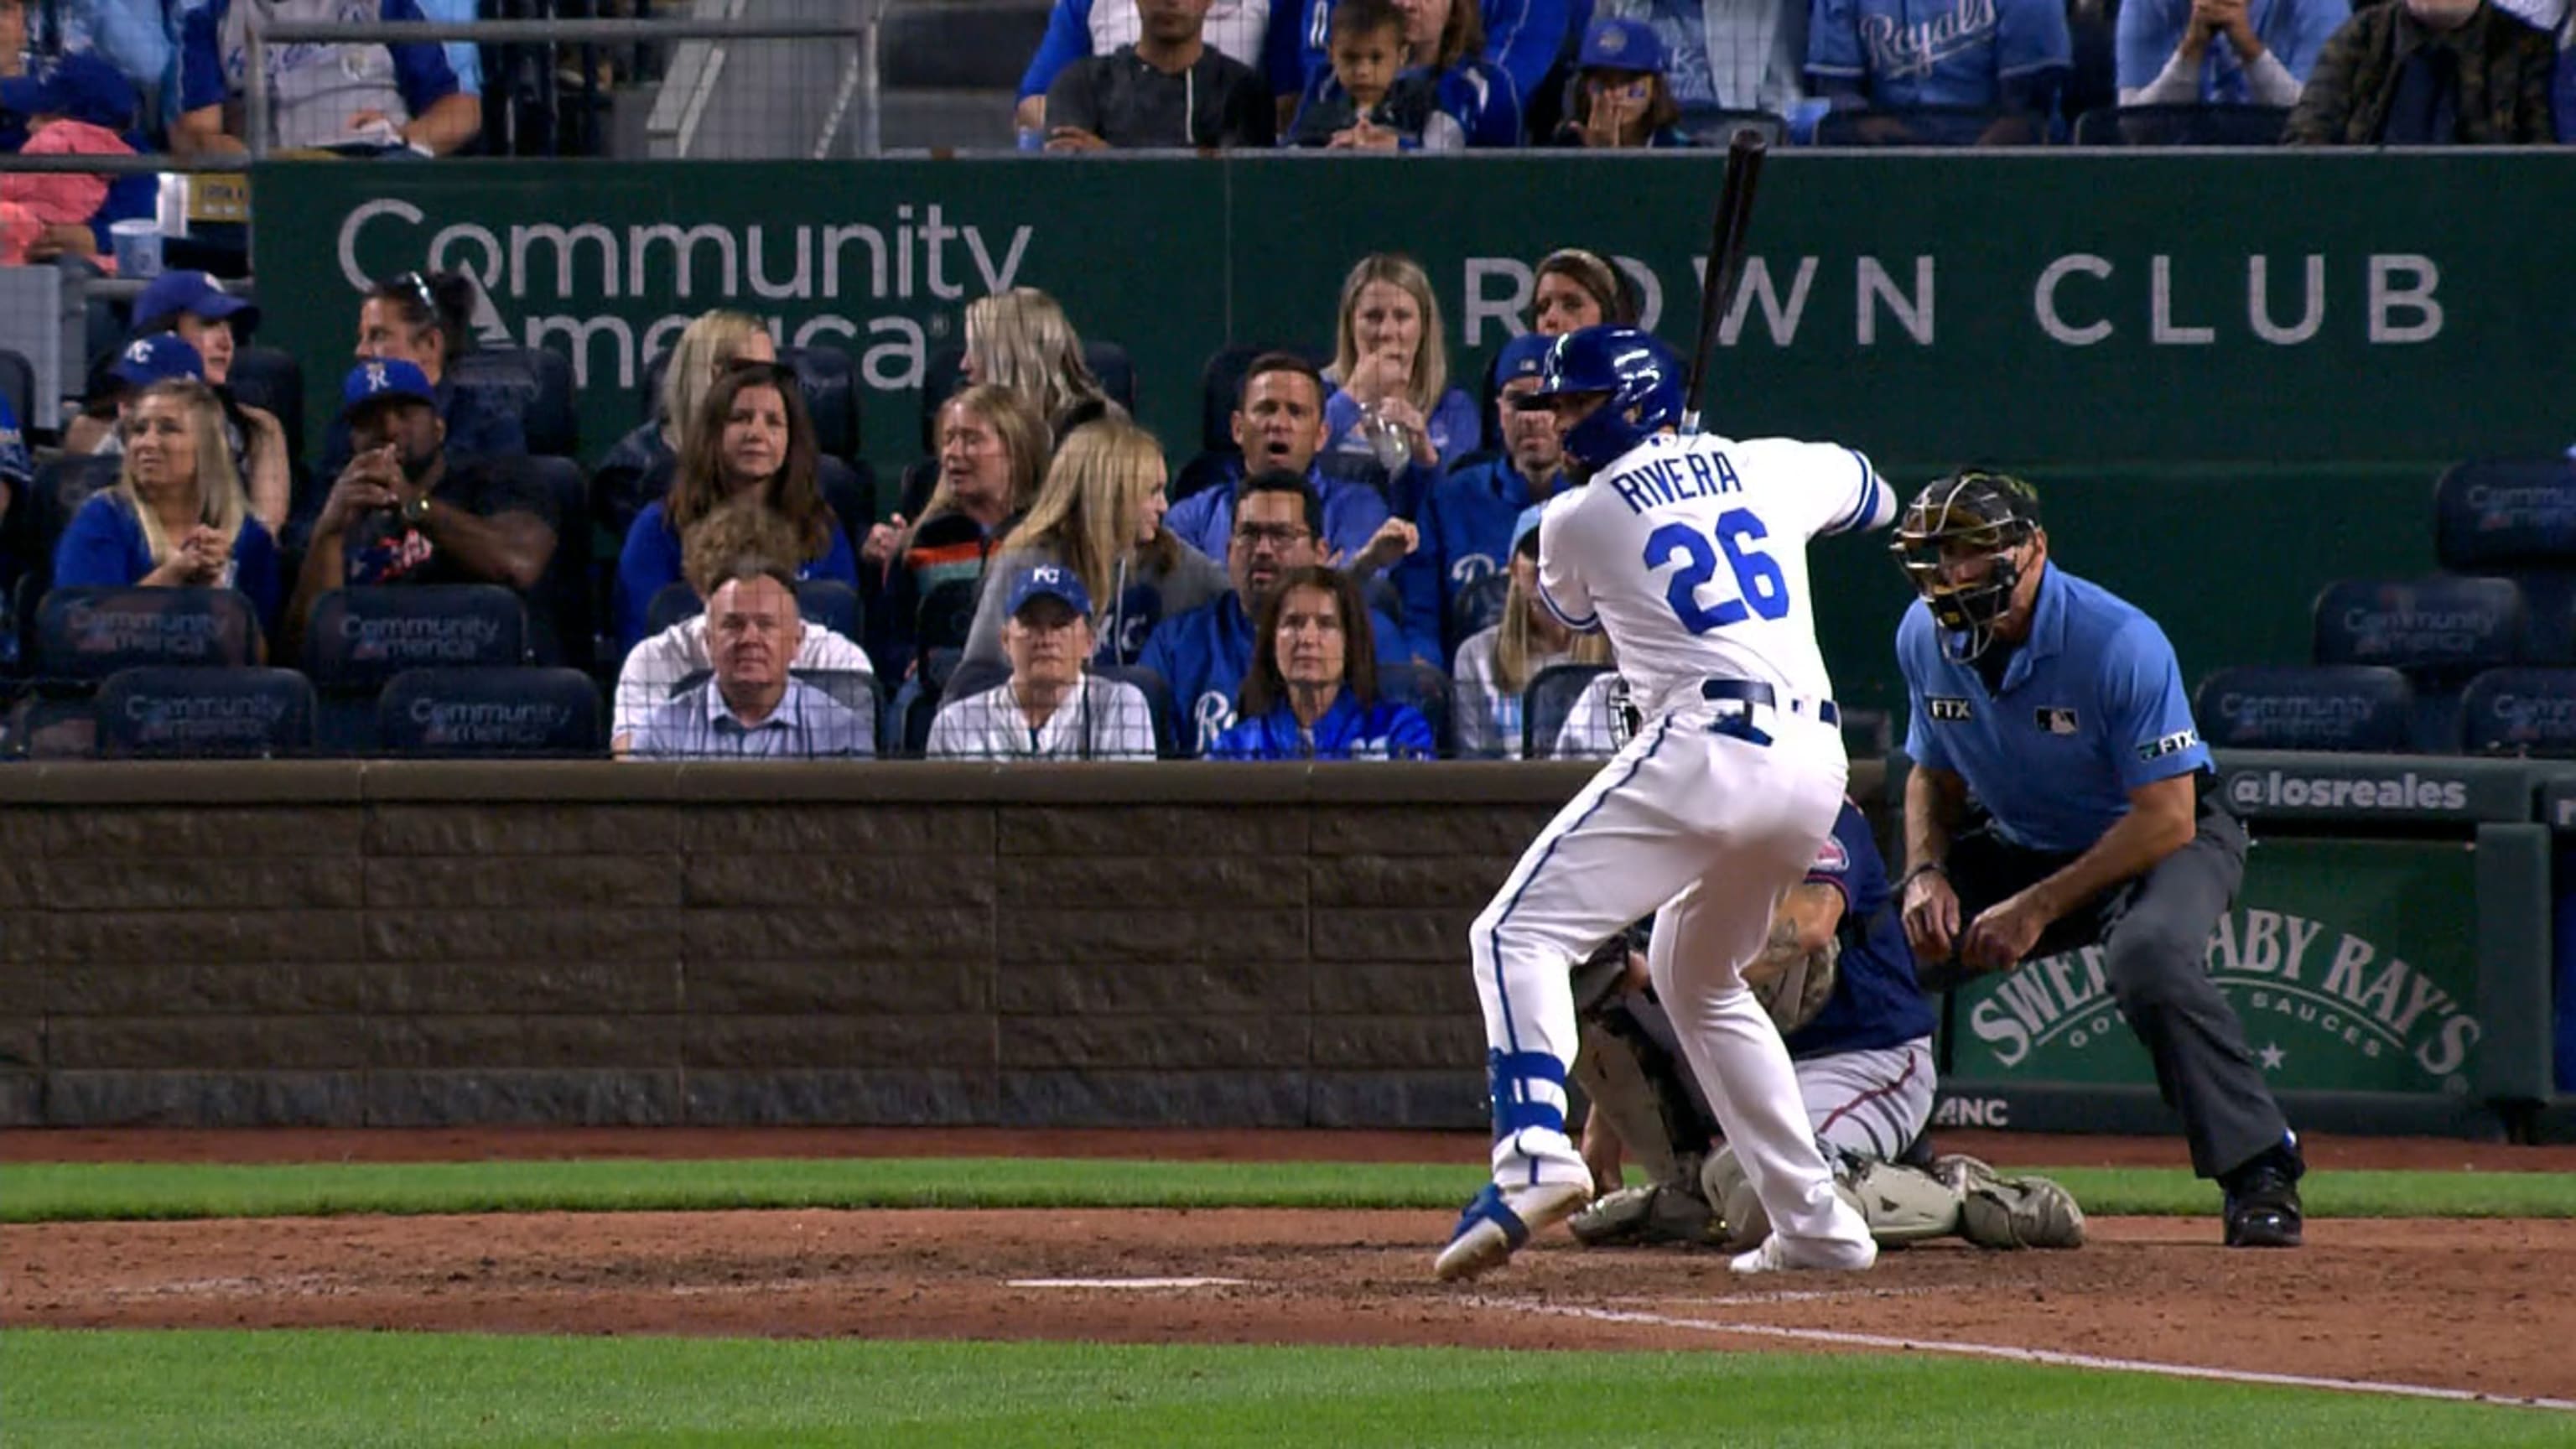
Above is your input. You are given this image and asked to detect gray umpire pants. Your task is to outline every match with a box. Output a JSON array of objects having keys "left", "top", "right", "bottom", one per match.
[{"left": 1940, "top": 792, "right": 2288, "bottom": 1181}]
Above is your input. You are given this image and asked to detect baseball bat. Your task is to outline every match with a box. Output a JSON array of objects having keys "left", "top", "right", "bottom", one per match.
[{"left": 1681, "top": 127, "right": 1769, "bottom": 435}]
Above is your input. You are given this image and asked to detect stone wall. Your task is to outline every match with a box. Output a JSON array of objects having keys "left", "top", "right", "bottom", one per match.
[{"left": 8, "top": 761, "right": 1903, "bottom": 1130}]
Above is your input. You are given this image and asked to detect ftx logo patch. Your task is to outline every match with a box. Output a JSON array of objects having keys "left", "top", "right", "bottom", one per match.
[
  {"left": 2036, "top": 707, "right": 2080, "bottom": 735},
  {"left": 1928, "top": 697, "right": 1973, "bottom": 722}
]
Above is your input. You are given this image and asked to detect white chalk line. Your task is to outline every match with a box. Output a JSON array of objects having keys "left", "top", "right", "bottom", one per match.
[
  {"left": 1007, "top": 1276, "right": 1248, "bottom": 1291},
  {"left": 1478, "top": 1300, "right": 2576, "bottom": 1413}
]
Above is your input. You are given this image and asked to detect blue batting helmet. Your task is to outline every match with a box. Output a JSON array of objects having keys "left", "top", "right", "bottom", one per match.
[{"left": 1526, "top": 326, "right": 1685, "bottom": 473}]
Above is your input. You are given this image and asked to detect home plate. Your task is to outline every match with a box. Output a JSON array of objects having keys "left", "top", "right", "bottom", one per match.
[{"left": 1007, "top": 1276, "right": 1249, "bottom": 1290}]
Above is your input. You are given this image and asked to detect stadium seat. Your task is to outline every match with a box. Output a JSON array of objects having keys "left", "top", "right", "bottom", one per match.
[
  {"left": 519, "top": 454, "right": 591, "bottom": 667},
  {"left": 95, "top": 665, "right": 314, "bottom": 758},
  {"left": 785, "top": 345, "right": 861, "bottom": 465},
  {"left": 818, "top": 454, "right": 876, "bottom": 559},
  {"left": 377, "top": 666, "right": 604, "bottom": 756},
  {"left": 2433, "top": 458, "right": 2576, "bottom": 571},
  {"left": 1379, "top": 660, "right": 1452, "bottom": 757},
  {"left": 36, "top": 585, "right": 264, "bottom": 682},
  {"left": 945, "top": 656, "right": 1010, "bottom": 711},
  {"left": 1838, "top": 707, "right": 1895, "bottom": 759},
  {"left": 915, "top": 577, "right": 982, "bottom": 662},
  {"left": 2459, "top": 667, "right": 2576, "bottom": 756},
  {"left": 304, "top": 584, "right": 529, "bottom": 686},
  {"left": 1524, "top": 662, "right": 1613, "bottom": 759},
  {"left": 3, "top": 693, "right": 96, "bottom": 758},
  {"left": 522, "top": 345, "right": 577, "bottom": 458},
  {"left": 1094, "top": 662, "right": 1180, "bottom": 757},
  {"left": 2070, "top": 105, "right": 2289, "bottom": 146},
  {"left": 0, "top": 347, "right": 34, "bottom": 438},
  {"left": 226, "top": 346, "right": 304, "bottom": 462},
  {"left": 1816, "top": 106, "right": 2044, "bottom": 146},
  {"left": 1446, "top": 573, "right": 1512, "bottom": 662},
  {"left": 647, "top": 581, "right": 701, "bottom": 636},
  {"left": 30, "top": 454, "right": 123, "bottom": 578},
  {"left": 2193, "top": 664, "right": 2414, "bottom": 752},
  {"left": 447, "top": 348, "right": 549, "bottom": 454},
  {"left": 2311, "top": 576, "right": 2524, "bottom": 682}
]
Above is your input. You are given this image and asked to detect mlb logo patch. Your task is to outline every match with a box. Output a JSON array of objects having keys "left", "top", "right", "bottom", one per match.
[
  {"left": 1810, "top": 835, "right": 1850, "bottom": 873},
  {"left": 1928, "top": 697, "right": 1973, "bottom": 721},
  {"left": 2037, "top": 707, "right": 2080, "bottom": 735}
]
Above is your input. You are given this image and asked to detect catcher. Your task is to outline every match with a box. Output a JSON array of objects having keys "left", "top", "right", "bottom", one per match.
[{"left": 1565, "top": 784, "right": 2086, "bottom": 1253}]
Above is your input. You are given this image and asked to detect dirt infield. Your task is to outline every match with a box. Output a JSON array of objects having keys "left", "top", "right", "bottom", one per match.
[
  {"left": 8, "top": 1128, "right": 2574, "bottom": 1405},
  {"left": 9, "top": 1208, "right": 2573, "bottom": 1402}
]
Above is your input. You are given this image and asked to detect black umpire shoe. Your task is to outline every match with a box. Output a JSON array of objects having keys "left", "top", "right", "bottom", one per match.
[{"left": 2221, "top": 1147, "right": 2305, "bottom": 1249}]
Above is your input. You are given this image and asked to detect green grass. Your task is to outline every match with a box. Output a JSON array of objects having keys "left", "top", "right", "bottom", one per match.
[
  {"left": 1, "top": 1330, "right": 2563, "bottom": 1449},
  {"left": 4, "top": 1156, "right": 2574, "bottom": 1223}
]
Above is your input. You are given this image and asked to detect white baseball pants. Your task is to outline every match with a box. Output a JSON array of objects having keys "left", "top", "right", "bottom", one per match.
[
  {"left": 1800, "top": 1037, "right": 1937, "bottom": 1162},
  {"left": 1469, "top": 694, "right": 1872, "bottom": 1255}
]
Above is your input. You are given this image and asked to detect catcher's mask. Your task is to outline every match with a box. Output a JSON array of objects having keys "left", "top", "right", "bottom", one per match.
[{"left": 1891, "top": 470, "right": 2042, "bottom": 663}]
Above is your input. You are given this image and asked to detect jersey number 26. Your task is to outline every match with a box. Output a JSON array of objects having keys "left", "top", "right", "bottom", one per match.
[{"left": 1645, "top": 509, "right": 1789, "bottom": 633}]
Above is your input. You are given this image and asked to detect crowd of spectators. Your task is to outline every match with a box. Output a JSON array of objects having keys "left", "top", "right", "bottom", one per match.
[
  {"left": 1021, "top": 0, "right": 2573, "bottom": 145},
  {"left": 0, "top": 242, "right": 1704, "bottom": 762}
]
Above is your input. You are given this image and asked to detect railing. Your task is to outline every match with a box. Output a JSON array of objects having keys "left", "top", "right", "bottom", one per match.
[{"left": 241, "top": 11, "right": 886, "bottom": 159}]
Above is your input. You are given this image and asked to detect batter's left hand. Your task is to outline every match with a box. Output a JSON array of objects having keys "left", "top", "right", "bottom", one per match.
[{"left": 1961, "top": 889, "right": 2052, "bottom": 973}]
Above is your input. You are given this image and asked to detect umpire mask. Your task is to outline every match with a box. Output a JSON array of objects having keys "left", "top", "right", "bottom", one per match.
[{"left": 1890, "top": 471, "right": 2040, "bottom": 663}]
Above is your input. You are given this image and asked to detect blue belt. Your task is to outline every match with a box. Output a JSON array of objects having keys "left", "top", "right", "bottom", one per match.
[{"left": 1702, "top": 678, "right": 1841, "bottom": 727}]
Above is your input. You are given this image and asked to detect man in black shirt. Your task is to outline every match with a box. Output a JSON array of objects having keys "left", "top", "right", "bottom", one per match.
[
  {"left": 284, "top": 360, "right": 562, "bottom": 662},
  {"left": 1044, "top": 0, "right": 1276, "bottom": 149}
]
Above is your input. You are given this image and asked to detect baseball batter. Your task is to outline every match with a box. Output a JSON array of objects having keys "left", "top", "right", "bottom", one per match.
[{"left": 1436, "top": 325, "right": 1897, "bottom": 1282}]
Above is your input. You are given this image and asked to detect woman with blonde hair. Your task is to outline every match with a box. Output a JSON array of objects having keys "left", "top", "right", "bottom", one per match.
[
  {"left": 1322, "top": 252, "right": 1479, "bottom": 517},
  {"left": 53, "top": 377, "right": 283, "bottom": 636},
  {"left": 595, "top": 309, "right": 779, "bottom": 539},
  {"left": 613, "top": 359, "right": 858, "bottom": 651},
  {"left": 1451, "top": 506, "right": 1611, "bottom": 757},
  {"left": 963, "top": 288, "right": 1119, "bottom": 439},
  {"left": 861, "top": 383, "right": 1053, "bottom": 673},
  {"left": 960, "top": 418, "right": 1225, "bottom": 673}
]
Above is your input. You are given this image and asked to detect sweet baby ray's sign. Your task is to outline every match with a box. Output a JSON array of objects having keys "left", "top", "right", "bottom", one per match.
[{"left": 1950, "top": 838, "right": 2482, "bottom": 1096}]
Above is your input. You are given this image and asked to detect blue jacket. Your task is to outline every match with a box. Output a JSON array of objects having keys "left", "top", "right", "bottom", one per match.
[
  {"left": 1806, "top": 0, "right": 2070, "bottom": 112},
  {"left": 1140, "top": 587, "right": 1414, "bottom": 755},
  {"left": 613, "top": 501, "right": 860, "bottom": 652},
  {"left": 1267, "top": 0, "right": 1566, "bottom": 112},
  {"left": 1394, "top": 453, "right": 1566, "bottom": 664},
  {"left": 1164, "top": 462, "right": 1392, "bottom": 572},
  {"left": 1784, "top": 800, "right": 1938, "bottom": 1061},
  {"left": 1207, "top": 691, "right": 1435, "bottom": 760},
  {"left": 53, "top": 491, "right": 283, "bottom": 636}
]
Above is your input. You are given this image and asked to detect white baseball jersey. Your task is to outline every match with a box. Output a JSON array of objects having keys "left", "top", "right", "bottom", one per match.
[{"left": 1535, "top": 432, "right": 1895, "bottom": 719}]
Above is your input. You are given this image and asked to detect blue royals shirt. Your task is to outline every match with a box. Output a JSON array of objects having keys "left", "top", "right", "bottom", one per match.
[
  {"left": 1805, "top": 0, "right": 2070, "bottom": 109},
  {"left": 1207, "top": 691, "right": 1435, "bottom": 760},
  {"left": 1396, "top": 453, "right": 1563, "bottom": 664},
  {"left": 1898, "top": 564, "right": 2209, "bottom": 856},
  {"left": 1140, "top": 588, "right": 1415, "bottom": 755},
  {"left": 1787, "top": 800, "right": 1938, "bottom": 1061}
]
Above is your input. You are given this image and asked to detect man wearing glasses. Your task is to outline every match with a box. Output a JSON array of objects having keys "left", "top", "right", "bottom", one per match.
[{"left": 1141, "top": 468, "right": 1412, "bottom": 753}]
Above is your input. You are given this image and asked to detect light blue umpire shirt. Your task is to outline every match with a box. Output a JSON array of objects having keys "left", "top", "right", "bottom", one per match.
[
  {"left": 1896, "top": 564, "right": 2210, "bottom": 855},
  {"left": 626, "top": 676, "right": 875, "bottom": 760}
]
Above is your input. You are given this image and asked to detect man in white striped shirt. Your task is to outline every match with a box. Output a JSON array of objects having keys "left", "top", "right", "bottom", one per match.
[{"left": 928, "top": 564, "right": 1157, "bottom": 761}]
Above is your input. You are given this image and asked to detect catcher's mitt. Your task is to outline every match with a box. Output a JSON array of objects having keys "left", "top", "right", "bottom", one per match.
[{"left": 1748, "top": 931, "right": 1839, "bottom": 1033}]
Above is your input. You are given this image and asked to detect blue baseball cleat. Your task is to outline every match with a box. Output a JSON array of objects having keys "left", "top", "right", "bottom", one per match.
[{"left": 1433, "top": 1180, "right": 1591, "bottom": 1282}]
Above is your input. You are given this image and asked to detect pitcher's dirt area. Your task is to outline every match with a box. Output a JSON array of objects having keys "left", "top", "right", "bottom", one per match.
[{"left": 6, "top": 1130, "right": 2569, "bottom": 1405}]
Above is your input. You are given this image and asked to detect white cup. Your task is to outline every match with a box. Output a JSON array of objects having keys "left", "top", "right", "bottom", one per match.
[{"left": 109, "top": 218, "right": 162, "bottom": 279}]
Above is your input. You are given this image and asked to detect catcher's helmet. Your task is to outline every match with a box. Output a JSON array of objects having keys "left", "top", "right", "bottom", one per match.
[
  {"left": 1890, "top": 470, "right": 2043, "bottom": 662},
  {"left": 1524, "top": 325, "right": 1685, "bottom": 474}
]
